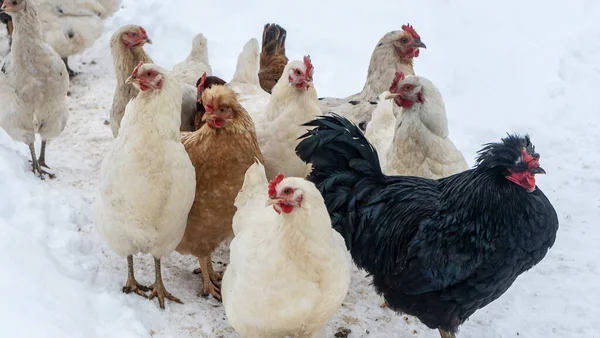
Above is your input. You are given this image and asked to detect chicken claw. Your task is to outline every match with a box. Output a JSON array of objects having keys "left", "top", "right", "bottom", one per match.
[
  {"left": 148, "top": 257, "right": 183, "bottom": 309},
  {"left": 28, "top": 143, "right": 55, "bottom": 180},
  {"left": 122, "top": 255, "right": 150, "bottom": 299}
]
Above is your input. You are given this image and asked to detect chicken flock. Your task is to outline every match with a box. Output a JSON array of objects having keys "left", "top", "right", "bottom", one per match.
[{"left": 0, "top": 1, "right": 560, "bottom": 338}]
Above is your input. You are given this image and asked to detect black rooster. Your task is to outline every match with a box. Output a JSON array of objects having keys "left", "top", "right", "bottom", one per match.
[{"left": 295, "top": 114, "right": 559, "bottom": 338}]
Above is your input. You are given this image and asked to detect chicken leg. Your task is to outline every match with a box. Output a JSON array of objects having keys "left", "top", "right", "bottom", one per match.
[
  {"left": 438, "top": 329, "right": 457, "bottom": 338},
  {"left": 28, "top": 142, "right": 54, "bottom": 179},
  {"left": 148, "top": 257, "right": 183, "bottom": 309},
  {"left": 61, "top": 57, "right": 78, "bottom": 78},
  {"left": 38, "top": 140, "right": 50, "bottom": 168},
  {"left": 193, "top": 257, "right": 223, "bottom": 283},
  {"left": 198, "top": 256, "right": 221, "bottom": 301},
  {"left": 122, "top": 255, "right": 150, "bottom": 298}
]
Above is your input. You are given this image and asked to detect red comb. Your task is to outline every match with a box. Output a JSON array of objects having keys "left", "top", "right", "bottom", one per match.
[
  {"left": 268, "top": 173, "right": 285, "bottom": 198},
  {"left": 303, "top": 55, "right": 314, "bottom": 80},
  {"left": 139, "top": 26, "right": 147, "bottom": 36},
  {"left": 389, "top": 71, "right": 405, "bottom": 93},
  {"left": 131, "top": 61, "right": 144, "bottom": 77},
  {"left": 401, "top": 23, "right": 420, "bottom": 40},
  {"left": 197, "top": 72, "right": 207, "bottom": 92}
]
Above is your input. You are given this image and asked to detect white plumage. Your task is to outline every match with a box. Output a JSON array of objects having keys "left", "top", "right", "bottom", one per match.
[
  {"left": 95, "top": 63, "right": 195, "bottom": 259},
  {"left": 227, "top": 38, "right": 271, "bottom": 122},
  {"left": 0, "top": 0, "right": 69, "bottom": 179},
  {"left": 172, "top": 33, "right": 212, "bottom": 87},
  {"left": 255, "top": 58, "right": 320, "bottom": 180},
  {"left": 222, "top": 162, "right": 352, "bottom": 338},
  {"left": 378, "top": 74, "right": 468, "bottom": 178}
]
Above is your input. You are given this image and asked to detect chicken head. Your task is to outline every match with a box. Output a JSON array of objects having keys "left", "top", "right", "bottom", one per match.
[
  {"left": 125, "top": 61, "right": 163, "bottom": 91},
  {"left": 120, "top": 25, "right": 152, "bottom": 48},
  {"left": 287, "top": 55, "right": 314, "bottom": 90},
  {"left": 385, "top": 71, "right": 424, "bottom": 109},
  {"left": 1, "top": 0, "right": 26, "bottom": 13},
  {"left": 266, "top": 173, "right": 305, "bottom": 214},
  {"left": 381, "top": 23, "right": 426, "bottom": 60},
  {"left": 200, "top": 85, "right": 238, "bottom": 129}
]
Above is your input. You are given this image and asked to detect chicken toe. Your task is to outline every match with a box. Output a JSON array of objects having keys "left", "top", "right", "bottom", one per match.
[
  {"left": 148, "top": 257, "right": 183, "bottom": 309},
  {"left": 198, "top": 256, "right": 222, "bottom": 301},
  {"left": 122, "top": 255, "right": 150, "bottom": 298}
]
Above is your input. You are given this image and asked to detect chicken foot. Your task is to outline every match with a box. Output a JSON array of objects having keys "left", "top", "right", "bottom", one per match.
[
  {"left": 198, "top": 256, "right": 221, "bottom": 301},
  {"left": 438, "top": 329, "right": 457, "bottom": 338},
  {"left": 148, "top": 257, "right": 183, "bottom": 309},
  {"left": 122, "top": 255, "right": 150, "bottom": 298},
  {"left": 192, "top": 257, "right": 223, "bottom": 284},
  {"left": 61, "top": 57, "right": 78, "bottom": 78},
  {"left": 28, "top": 142, "right": 54, "bottom": 179}
]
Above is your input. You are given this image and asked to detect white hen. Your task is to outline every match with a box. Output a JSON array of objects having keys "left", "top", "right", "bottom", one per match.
[
  {"left": 381, "top": 72, "right": 468, "bottom": 178},
  {"left": 34, "top": 0, "right": 109, "bottom": 77},
  {"left": 222, "top": 162, "right": 352, "bottom": 338},
  {"left": 227, "top": 38, "right": 270, "bottom": 122},
  {"left": 172, "top": 33, "right": 212, "bottom": 87},
  {"left": 318, "top": 24, "right": 426, "bottom": 131},
  {"left": 257, "top": 56, "right": 320, "bottom": 180},
  {"left": 0, "top": 0, "right": 69, "bottom": 179},
  {"left": 94, "top": 62, "right": 195, "bottom": 309}
]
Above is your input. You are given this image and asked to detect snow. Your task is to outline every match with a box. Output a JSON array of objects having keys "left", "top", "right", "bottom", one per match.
[{"left": 0, "top": 0, "right": 598, "bottom": 337}]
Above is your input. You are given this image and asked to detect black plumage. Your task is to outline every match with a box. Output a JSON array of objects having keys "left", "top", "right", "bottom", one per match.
[{"left": 295, "top": 114, "right": 559, "bottom": 336}]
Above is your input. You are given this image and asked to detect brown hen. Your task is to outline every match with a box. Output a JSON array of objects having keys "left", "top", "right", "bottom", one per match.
[{"left": 176, "top": 85, "right": 264, "bottom": 300}]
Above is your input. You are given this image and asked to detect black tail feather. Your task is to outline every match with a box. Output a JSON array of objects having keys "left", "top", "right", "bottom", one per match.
[{"left": 295, "top": 114, "right": 385, "bottom": 186}]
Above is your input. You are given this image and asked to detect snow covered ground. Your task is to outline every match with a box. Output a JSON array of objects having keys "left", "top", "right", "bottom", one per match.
[{"left": 0, "top": 0, "right": 598, "bottom": 337}]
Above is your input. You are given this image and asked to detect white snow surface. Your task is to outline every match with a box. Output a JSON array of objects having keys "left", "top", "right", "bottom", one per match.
[{"left": 0, "top": 0, "right": 598, "bottom": 337}]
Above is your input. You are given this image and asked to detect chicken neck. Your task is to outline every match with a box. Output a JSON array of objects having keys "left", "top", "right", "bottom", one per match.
[
  {"left": 112, "top": 44, "right": 152, "bottom": 86},
  {"left": 148, "top": 257, "right": 183, "bottom": 309},
  {"left": 122, "top": 255, "right": 150, "bottom": 298},
  {"left": 9, "top": 2, "right": 44, "bottom": 50},
  {"left": 354, "top": 49, "right": 414, "bottom": 101}
]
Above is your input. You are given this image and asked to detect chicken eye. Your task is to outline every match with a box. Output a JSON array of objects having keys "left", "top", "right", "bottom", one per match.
[
  {"left": 145, "top": 71, "right": 152, "bottom": 76},
  {"left": 131, "top": 32, "right": 137, "bottom": 37},
  {"left": 283, "top": 188, "right": 293, "bottom": 195},
  {"left": 400, "top": 37, "right": 409, "bottom": 44},
  {"left": 295, "top": 69, "right": 301, "bottom": 75},
  {"left": 403, "top": 84, "right": 412, "bottom": 91},
  {"left": 11, "top": 0, "right": 17, "bottom": 4}
]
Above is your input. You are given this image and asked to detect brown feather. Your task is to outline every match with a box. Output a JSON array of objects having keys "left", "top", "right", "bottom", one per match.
[
  {"left": 176, "top": 86, "right": 264, "bottom": 261},
  {"left": 258, "top": 23, "right": 288, "bottom": 93}
]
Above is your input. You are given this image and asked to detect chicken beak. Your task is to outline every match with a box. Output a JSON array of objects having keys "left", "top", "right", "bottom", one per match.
[
  {"left": 531, "top": 167, "right": 546, "bottom": 175},
  {"left": 125, "top": 76, "right": 137, "bottom": 85},
  {"left": 265, "top": 198, "right": 285, "bottom": 206},
  {"left": 385, "top": 92, "right": 401, "bottom": 100},
  {"left": 413, "top": 40, "right": 427, "bottom": 49},
  {"left": 145, "top": 38, "right": 153, "bottom": 45}
]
